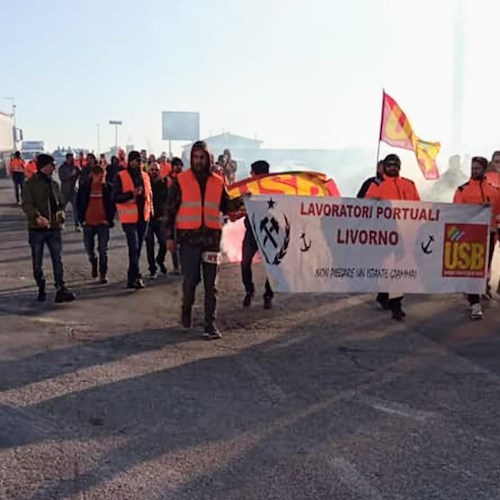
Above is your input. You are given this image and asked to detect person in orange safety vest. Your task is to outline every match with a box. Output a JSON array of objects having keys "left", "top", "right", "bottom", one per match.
[
  {"left": 165, "top": 141, "right": 242, "bottom": 339},
  {"left": 114, "top": 150, "right": 153, "bottom": 289},
  {"left": 453, "top": 156, "right": 500, "bottom": 317},
  {"left": 365, "top": 154, "right": 421, "bottom": 321},
  {"left": 25, "top": 156, "right": 38, "bottom": 180},
  {"left": 9, "top": 151, "right": 26, "bottom": 204}
]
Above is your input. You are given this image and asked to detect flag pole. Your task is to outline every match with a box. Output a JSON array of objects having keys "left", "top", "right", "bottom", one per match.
[{"left": 376, "top": 89, "right": 385, "bottom": 164}]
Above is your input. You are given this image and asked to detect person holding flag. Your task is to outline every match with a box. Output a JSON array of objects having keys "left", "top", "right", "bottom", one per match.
[{"left": 365, "top": 154, "right": 421, "bottom": 320}]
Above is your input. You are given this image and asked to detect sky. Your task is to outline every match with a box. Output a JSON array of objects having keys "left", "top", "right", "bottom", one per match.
[{"left": 1, "top": 0, "right": 499, "bottom": 157}]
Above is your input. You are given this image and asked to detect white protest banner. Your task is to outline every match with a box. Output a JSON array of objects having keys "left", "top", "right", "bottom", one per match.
[{"left": 245, "top": 195, "right": 491, "bottom": 294}]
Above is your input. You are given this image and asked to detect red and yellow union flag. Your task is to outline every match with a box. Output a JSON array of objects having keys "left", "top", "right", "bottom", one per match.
[
  {"left": 227, "top": 171, "right": 340, "bottom": 199},
  {"left": 415, "top": 138, "right": 441, "bottom": 180},
  {"left": 380, "top": 91, "right": 441, "bottom": 180},
  {"left": 380, "top": 92, "right": 415, "bottom": 150}
]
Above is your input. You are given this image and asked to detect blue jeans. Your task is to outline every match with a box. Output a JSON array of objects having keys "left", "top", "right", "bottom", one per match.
[
  {"left": 122, "top": 221, "right": 148, "bottom": 282},
  {"left": 83, "top": 224, "right": 110, "bottom": 276},
  {"left": 12, "top": 172, "right": 25, "bottom": 203},
  {"left": 28, "top": 229, "right": 64, "bottom": 288}
]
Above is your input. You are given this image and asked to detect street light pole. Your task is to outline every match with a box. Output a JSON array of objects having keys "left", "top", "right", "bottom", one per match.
[
  {"left": 109, "top": 120, "right": 122, "bottom": 151},
  {"left": 97, "top": 124, "right": 100, "bottom": 155}
]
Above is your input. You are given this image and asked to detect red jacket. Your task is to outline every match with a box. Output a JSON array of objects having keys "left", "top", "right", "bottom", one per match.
[
  {"left": 365, "top": 176, "right": 420, "bottom": 201},
  {"left": 453, "top": 178, "right": 500, "bottom": 229}
]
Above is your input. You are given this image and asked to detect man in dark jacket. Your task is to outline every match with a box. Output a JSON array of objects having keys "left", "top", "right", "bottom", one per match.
[
  {"left": 58, "top": 152, "right": 80, "bottom": 231},
  {"left": 21, "top": 154, "right": 75, "bottom": 303},
  {"left": 165, "top": 141, "right": 241, "bottom": 339},
  {"left": 241, "top": 160, "right": 274, "bottom": 309},
  {"left": 76, "top": 154, "right": 115, "bottom": 284},
  {"left": 146, "top": 162, "right": 168, "bottom": 279}
]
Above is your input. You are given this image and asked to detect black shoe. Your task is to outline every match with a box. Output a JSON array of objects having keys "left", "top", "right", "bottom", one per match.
[
  {"left": 243, "top": 292, "right": 253, "bottom": 307},
  {"left": 91, "top": 259, "right": 98, "bottom": 278},
  {"left": 99, "top": 275, "right": 108, "bottom": 284},
  {"left": 148, "top": 272, "right": 157, "bottom": 280},
  {"left": 376, "top": 298, "right": 390, "bottom": 311},
  {"left": 263, "top": 296, "right": 273, "bottom": 310},
  {"left": 181, "top": 306, "right": 192, "bottom": 329},
  {"left": 37, "top": 282, "right": 46, "bottom": 302},
  {"left": 134, "top": 278, "right": 145, "bottom": 289},
  {"left": 157, "top": 261, "right": 167, "bottom": 274},
  {"left": 170, "top": 268, "right": 181, "bottom": 276},
  {"left": 126, "top": 281, "right": 136, "bottom": 289},
  {"left": 55, "top": 286, "right": 75, "bottom": 303},
  {"left": 202, "top": 325, "right": 222, "bottom": 340},
  {"left": 392, "top": 309, "right": 406, "bottom": 321}
]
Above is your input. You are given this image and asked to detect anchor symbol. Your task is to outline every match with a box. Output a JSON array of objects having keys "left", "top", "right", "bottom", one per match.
[
  {"left": 300, "top": 233, "right": 311, "bottom": 252},
  {"left": 421, "top": 235, "right": 434, "bottom": 254}
]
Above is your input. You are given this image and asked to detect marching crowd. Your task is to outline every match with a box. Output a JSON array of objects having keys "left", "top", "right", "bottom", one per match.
[{"left": 5, "top": 143, "right": 500, "bottom": 338}]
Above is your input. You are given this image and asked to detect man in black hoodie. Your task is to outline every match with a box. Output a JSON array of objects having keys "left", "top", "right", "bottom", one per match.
[
  {"left": 22, "top": 154, "right": 75, "bottom": 303},
  {"left": 165, "top": 141, "right": 241, "bottom": 339}
]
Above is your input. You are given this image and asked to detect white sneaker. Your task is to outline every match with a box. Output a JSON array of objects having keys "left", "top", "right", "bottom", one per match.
[{"left": 470, "top": 303, "right": 483, "bottom": 320}]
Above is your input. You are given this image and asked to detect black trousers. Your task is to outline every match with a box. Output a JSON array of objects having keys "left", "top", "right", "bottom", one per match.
[
  {"left": 146, "top": 219, "right": 167, "bottom": 274},
  {"left": 241, "top": 227, "right": 273, "bottom": 299},
  {"left": 12, "top": 172, "right": 25, "bottom": 203},
  {"left": 180, "top": 243, "right": 219, "bottom": 328},
  {"left": 467, "top": 230, "right": 499, "bottom": 305}
]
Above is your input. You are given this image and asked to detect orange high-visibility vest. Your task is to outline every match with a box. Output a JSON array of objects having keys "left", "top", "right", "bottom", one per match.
[
  {"left": 176, "top": 169, "right": 224, "bottom": 230},
  {"left": 9, "top": 158, "right": 25, "bottom": 174},
  {"left": 25, "top": 160, "right": 37, "bottom": 179},
  {"left": 116, "top": 170, "right": 153, "bottom": 223},
  {"left": 160, "top": 162, "right": 172, "bottom": 179}
]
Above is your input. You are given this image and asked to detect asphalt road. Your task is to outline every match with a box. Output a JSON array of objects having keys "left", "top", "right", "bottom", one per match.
[{"left": 0, "top": 178, "right": 499, "bottom": 500}]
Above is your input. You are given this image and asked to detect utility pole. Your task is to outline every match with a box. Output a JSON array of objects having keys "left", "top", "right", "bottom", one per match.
[{"left": 97, "top": 124, "right": 100, "bottom": 154}]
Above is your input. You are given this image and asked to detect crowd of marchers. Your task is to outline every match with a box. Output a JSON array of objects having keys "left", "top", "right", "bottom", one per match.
[{"left": 5, "top": 145, "right": 500, "bottom": 337}]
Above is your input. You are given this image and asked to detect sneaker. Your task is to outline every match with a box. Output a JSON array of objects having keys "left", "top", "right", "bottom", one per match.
[
  {"left": 99, "top": 275, "right": 108, "bottom": 285},
  {"left": 243, "top": 292, "right": 253, "bottom": 308},
  {"left": 91, "top": 259, "right": 98, "bottom": 278},
  {"left": 392, "top": 309, "right": 406, "bottom": 321},
  {"left": 148, "top": 272, "right": 158, "bottom": 280},
  {"left": 470, "top": 303, "right": 483, "bottom": 320},
  {"left": 37, "top": 282, "right": 46, "bottom": 302},
  {"left": 75, "top": 225, "right": 82, "bottom": 233},
  {"left": 202, "top": 325, "right": 222, "bottom": 340},
  {"left": 54, "top": 286, "right": 75, "bottom": 303},
  {"left": 134, "top": 278, "right": 145, "bottom": 289},
  {"left": 263, "top": 296, "right": 273, "bottom": 310},
  {"left": 157, "top": 261, "right": 167, "bottom": 274},
  {"left": 181, "top": 306, "right": 192, "bottom": 329}
]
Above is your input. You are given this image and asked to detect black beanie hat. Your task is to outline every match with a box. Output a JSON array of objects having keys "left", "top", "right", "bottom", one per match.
[
  {"left": 251, "top": 160, "right": 270, "bottom": 175},
  {"left": 36, "top": 154, "right": 55, "bottom": 170},
  {"left": 128, "top": 150, "right": 141, "bottom": 164},
  {"left": 383, "top": 154, "right": 401, "bottom": 166}
]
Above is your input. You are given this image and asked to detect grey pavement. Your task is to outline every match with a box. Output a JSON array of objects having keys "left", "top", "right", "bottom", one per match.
[{"left": 0, "top": 178, "right": 499, "bottom": 499}]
